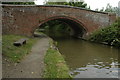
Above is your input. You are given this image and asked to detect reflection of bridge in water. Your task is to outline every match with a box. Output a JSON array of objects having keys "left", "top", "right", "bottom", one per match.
[{"left": 2, "top": 5, "right": 116, "bottom": 38}]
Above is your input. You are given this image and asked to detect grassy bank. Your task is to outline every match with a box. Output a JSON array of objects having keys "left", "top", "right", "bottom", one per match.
[
  {"left": 89, "top": 18, "right": 120, "bottom": 48},
  {"left": 44, "top": 39, "right": 71, "bottom": 78},
  {"left": 2, "top": 35, "right": 37, "bottom": 62}
]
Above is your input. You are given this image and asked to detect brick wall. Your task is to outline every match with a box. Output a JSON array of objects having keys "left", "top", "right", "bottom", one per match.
[{"left": 2, "top": 5, "right": 116, "bottom": 37}]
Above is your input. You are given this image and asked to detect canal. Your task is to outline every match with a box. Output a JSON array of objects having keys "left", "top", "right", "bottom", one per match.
[
  {"left": 38, "top": 23, "right": 119, "bottom": 78},
  {"left": 52, "top": 37, "right": 119, "bottom": 78}
]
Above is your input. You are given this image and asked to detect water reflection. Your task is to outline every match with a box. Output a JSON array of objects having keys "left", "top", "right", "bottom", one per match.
[
  {"left": 55, "top": 38, "right": 119, "bottom": 78},
  {"left": 70, "top": 61, "right": 119, "bottom": 78}
]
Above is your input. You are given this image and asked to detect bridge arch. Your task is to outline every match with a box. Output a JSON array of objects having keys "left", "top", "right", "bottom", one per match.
[
  {"left": 2, "top": 5, "right": 116, "bottom": 38},
  {"left": 34, "top": 16, "right": 88, "bottom": 38}
]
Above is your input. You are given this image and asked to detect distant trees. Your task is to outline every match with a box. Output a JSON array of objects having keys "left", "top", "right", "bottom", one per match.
[
  {"left": 104, "top": 3, "right": 113, "bottom": 12},
  {"left": 95, "top": 3, "right": 119, "bottom": 16},
  {"left": 99, "top": 7, "right": 104, "bottom": 12},
  {"left": 104, "top": 4, "right": 119, "bottom": 16},
  {"left": 45, "top": 0, "right": 90, "bottom": 9},
  {"left": 39, "top": 19, "right": 74, "bottom": 37},
  {"left": 2, "top": 0, "right": 35, "bottom": 5}
]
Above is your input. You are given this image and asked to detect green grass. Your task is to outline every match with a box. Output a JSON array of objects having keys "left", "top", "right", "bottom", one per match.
[
  {"left": 44, "top": 39, "right": 71, "bottom": 78},
  {"left": 2, "top": 34, "right": 37, "bottom": 62}
]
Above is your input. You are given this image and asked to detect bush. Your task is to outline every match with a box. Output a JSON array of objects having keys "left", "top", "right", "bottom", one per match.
[{"left": 89, "top": 17, "right": 120, "bottom": 48}]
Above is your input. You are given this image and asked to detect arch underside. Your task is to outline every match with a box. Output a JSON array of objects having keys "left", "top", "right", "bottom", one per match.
[{"left": 38, "top": 16, "right": 87, "bottom": 38}]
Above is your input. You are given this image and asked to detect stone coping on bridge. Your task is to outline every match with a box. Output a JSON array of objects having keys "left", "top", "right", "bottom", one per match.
[{"left": 1, "top": 4, "right": 116, "bottom": 16}]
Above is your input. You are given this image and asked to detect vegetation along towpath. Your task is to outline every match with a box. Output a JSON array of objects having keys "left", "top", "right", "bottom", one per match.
[{"left": 3, "top": 37, "right": 49, "bottom": 78}]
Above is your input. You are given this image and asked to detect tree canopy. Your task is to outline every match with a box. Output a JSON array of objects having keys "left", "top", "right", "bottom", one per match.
[
  {"left": 94, "top": 3, "right": 119, "bottom": 16},
  {"left": 45, "top": 0, "right": 89, "bottom": 9},
  {"left": 2, "top": 1, "right": 35, "bottom": 5}
]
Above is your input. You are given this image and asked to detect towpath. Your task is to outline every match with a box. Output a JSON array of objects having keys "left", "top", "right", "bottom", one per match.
[{"left": 3, "top": 37, "right": 49, "bottom": 78}]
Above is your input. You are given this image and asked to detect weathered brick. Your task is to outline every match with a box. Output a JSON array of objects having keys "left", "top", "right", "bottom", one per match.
[{"left": 2, "top": 5, "right": 116, "bottom": 37}]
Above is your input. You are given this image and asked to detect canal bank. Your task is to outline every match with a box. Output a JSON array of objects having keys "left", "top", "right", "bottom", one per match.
[
  {"left": 39, "top": 17, "right": 120, "bottom": 78},
  {"left": 2, "top": 35, "right": 49, "bottom": 78},
  {"left": 88, "top": 17, "right": 120, "bottom": 48},
  {"left": 34, "top": 29, "right": 120, "bottom": 78},
  {"left": 2, "top": 34, "right": 71, "bottom": 78},
  {"left": 43, "top": 38, "right": 71, "bottom": 78},
  {"left": 34, "top": 32, "right": 71, "bottom": 78},
  {"left": 2, "top": 31, "right": 119, "bottom": 78}
]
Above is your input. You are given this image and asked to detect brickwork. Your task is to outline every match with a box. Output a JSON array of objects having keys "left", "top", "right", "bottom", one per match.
[{"left": 2, "top": 5, "right": 116, "bottom": 37}]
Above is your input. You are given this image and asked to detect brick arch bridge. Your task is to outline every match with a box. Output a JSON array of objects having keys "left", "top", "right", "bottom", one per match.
[
  {"left": 2, "top": 5, "right": 116, "bottom": 38},
  {"left": 37, "top": 16, "right": 87, "bottom": 37}
]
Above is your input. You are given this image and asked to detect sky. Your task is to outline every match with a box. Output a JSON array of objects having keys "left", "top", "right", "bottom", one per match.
[{"left": 34, "top": 0, "right": 120, "bottom": 10}]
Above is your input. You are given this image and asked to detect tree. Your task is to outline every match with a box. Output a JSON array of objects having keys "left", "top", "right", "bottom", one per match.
[
  {"left": 94, "top": 3, "right": 119, "bottom": 16},
  {"left": 2, "top": 0, "right": 35, "bottom": 5},
  {"left": 105, "top": 3, "right": 113, "bottom": 12},
  {"left": 45, "top": 0, "right": 89, "bottom": 9},
  {"left": 99, "top": 7, "right": 104, "bottom": 12},
  {"left": 88, "top": 6, "right": 91, "bottom": 10},
  {"left": 68, "top": 0, "right": 87, "bottom": 8},
  {"left": 104, "top": 3, "right": 119, "bottom": 16},
  {"left": 44, "top": 0, "right": 68, "bottom": 5},
  {"left": 95, "top": 8, "right": 99, "bottom": 11}
]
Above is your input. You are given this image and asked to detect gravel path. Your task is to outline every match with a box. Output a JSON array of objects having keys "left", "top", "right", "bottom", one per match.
[{"left": 2, "top": 37, "right": 49, "bottom": 78}]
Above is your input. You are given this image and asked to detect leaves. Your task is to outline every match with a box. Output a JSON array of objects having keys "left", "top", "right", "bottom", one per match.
[
  {"left": 2, "top": 2, "right": 35, "bottom": 5},
  {"left": 89, "top": 17, "right": 120, "bottom": 48},
  {"left": 45, "top": 0, "right": 88, "bottom": 9}
]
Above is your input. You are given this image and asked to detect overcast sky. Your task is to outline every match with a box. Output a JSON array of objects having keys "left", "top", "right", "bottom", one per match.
[{"left": 34, "top": 0, "right": 120, "bottom": 10}]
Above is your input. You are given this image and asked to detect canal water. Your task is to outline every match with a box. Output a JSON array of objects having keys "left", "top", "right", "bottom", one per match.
[
  {"left": 42, "top": 30, "right": 119, "bottom": 78},
  {"left": 53, "top": 37, "right": 119, "bottom": 78}
]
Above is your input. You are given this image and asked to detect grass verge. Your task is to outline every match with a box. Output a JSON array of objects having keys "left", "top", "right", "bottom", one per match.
[
  {"left": 44, "top": 39, "right": 71, "bottom": 78},
  {"left": 2, "top": 34, "right": 37, "bottom": 62}
]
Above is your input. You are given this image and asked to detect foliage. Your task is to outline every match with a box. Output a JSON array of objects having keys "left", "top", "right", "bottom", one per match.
[
  {"left": 45, "top": 0, "right": 89, "bottom": 9},
  {"left": 99, "top": 7, "right": 104, "bottom": 12},
  {"left": 95, "top": 8, "right": 99, "bottom": 11},
  {"left": 95, "top": 3, "right": 120, "bottom": 17},
  {"left": 44, "top": 39, "right": 71, "bottom": 78},
  {"left": 105, "top": 3, "right": 113, "bottom": 12},
  {"left": 89, "top": 18, "right": 120, "bottom": 48},
  {"left": 39, "top": 0, "right": 90, "bottom": 37},
  {"left": 2, "top": 2, "right": 35, "bottom": 5},
  {"left": 39, "top": 20, "right": 73, "bottom": 38},
  {"left": 105, "top": 4, "right": 120, "bottom": 17},
  {"left": 2, "top": 35, "right": 37, "bottom": 62}
]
